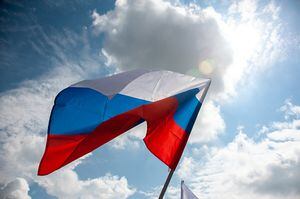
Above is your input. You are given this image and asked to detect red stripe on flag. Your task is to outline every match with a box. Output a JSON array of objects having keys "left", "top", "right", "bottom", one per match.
[
  {"left": 144, "top": 117, "right": 188, "bottom": 170},
  {"left": 38, "top": 96, "right": 189, "bottom": 175},
  {"left": 38, "top": 134, "right": 87, "bottom": 175}
]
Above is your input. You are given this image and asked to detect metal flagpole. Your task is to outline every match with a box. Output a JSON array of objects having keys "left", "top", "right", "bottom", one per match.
[
  {"left": 158, "top": 79, "right": 211, "bottom": 199},
  {"left": 180, "top": 180, "right": 184, "bottom": 199},
  {"left": 158, "top": 169, "right": 175, "bottom": 199}
]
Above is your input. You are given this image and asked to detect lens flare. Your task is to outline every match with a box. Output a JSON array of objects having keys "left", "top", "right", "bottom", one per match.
[{"left": 198, "top": 59, "right": 214, "bottom": 75}]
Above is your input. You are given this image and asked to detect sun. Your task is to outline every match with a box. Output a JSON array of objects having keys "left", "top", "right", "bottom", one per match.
[
  {"left": 221, "top": 18, "right": 264, "bottom": 96},
  {"left": 229, "top": 23, "right": 261, "bottom": 61}
]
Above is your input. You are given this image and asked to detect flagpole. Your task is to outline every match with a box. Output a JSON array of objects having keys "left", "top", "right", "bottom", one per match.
[
  {"left": 180, "top": 180, "right": 184, "bottom": 199},
  {"left": 158, "top": 169, "right": 175, "bottom": 199},
  {"left": 158, "top": 79, "right": 211, "bottom": 199}
]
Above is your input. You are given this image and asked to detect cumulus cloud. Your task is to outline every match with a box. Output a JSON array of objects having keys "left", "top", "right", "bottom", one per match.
[
  {"left": 92, "top": 0, "right": 284, "bottom": 98},
  {"left": 177, "top": 100, "right": 300, "bottom": 199},
  {"left": 92, "top": 0, "right": 285, "bottom": 145},
  {"left": 92, "top": 0, "right": 230, "bottom": 144},
  {"left": 0, "top": 178, "right": 31, "bottom": 199},
  {"left": 37, "top": 172, "right": 135, "bottom": 199},
  {"left": 92, "top": 0, "right": 232, "bottom": 96}
]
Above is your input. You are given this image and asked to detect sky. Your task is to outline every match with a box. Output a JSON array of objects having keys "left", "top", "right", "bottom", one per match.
[{"left": 0, "top": 0, "right": 300, "bottom": 198}]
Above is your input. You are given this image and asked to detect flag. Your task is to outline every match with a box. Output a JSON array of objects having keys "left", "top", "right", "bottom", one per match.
[
  {"left": 38, "top": 69, "right": 210, "bottom": 175},
  {"left": 181, "top": 181, "right": 199, "bottom": 199}
]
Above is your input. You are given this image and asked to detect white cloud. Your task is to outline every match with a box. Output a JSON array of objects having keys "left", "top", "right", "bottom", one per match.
[
  {"left": 223, "top": 0, "right": 285, "bottom": 98},
  {"left": 0, "top": 28, "right": 136, "bottom": 198},
  {"left": 92, "top": 0, "right": 232, "bottom": 97},
  {"left": 140, "top": 185, "right": 180, "bottom": 199},
  {"left": 176, "top": 157, "right": 197, "bottom": 180},
  {"left": 0, "top": 178, "right": 31, "bottom": 199},
  {"left": 0, "top": 70, "right": 135, "bottom": 199},
  {"left": 0, "top": 0, "right": 290, "bottom": 198},
  {"left": 279, "top": 98, "right": 300, "bottom": 120},
  {"left": 177, "top": 100, "right": 300, "bottom": 199},
  {"left": 92, "top": 0, "right": 285, "bottom": 99},
  {"left": 189, "top": 100, "right": 225, "bottom": 143},
  {"left": 109, "top": 122, "right": 147, "bottom": 150},
  {"left": 92, "top": 0, "right": 285, "bottom": 145},
  {"left": 92, "top": 0, "right": 230, "bottom": 145},
  {"left": 37, "top": 172, "right": 135, "bottom": 199}
]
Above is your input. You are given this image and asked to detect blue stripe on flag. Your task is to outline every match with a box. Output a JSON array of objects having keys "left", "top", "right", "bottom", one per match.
[
  {"left": 50, "top": 87, "right": 149, "bottom": 135},
  {"left": 173, "top": 88, "right": 202, "bottom": 134}
]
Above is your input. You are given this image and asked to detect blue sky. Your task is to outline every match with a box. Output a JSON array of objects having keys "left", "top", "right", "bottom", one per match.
[{"left": 0, "top": 0, "right": 300, "bottom": 198}]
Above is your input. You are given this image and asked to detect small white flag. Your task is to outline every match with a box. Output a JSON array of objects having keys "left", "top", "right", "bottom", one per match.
[{"left": 181, "top": 181, "right": 199, "bottom": 199}]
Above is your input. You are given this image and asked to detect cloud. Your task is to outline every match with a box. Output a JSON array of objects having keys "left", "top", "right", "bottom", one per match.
[
  {"left": 0, "top": 26, "right": 136, "bottom": 198},
  {"left": 92, "top": 0, "right": 285, "bottom": 145},
  {"left": 92, "top": 0, "right": 285, "bottom": 99},
  {"left": 0, "top": 31, "right": 99, "bottom": 182},
  {"left": 109, "top": 122, "right": 146, "bottom": 150},
  {"left": 279, "top": 98, "right": 300, "bottom": 120},
  {"left": 0, "top": 178, "right": 31, "bottom": 199},
  {"left": 0, "top": 69, "right": 136, "bottom": 198},
  {"left": 92, "top": 0, "right": 230, "bottom": 145},
  {"left": 139, "top": 185, "right": 180, "bottom": 199},
  {"left": 0, "top": 0, "right": 290, "bottom": 198},
  {"left": 177, "top": 100, "right": 300, "bottom": 199},
  {"left": 92, "top": 0, "right": 232, "bottom": 96},
  {"left": 189, "top": 100, "right": 225, "bottom": 143},
  {"left": 223, "top": 0, "right": 285, "bottom": 97},
  {"left": 37, "top": 172, "right": 135, "bottom": 199},
  {"left": 250, "top": 157, "right": 300, "bottom": 196}
]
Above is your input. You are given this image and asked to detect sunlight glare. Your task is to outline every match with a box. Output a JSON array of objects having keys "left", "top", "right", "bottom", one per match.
[
  {"left": 230, "top": 23, "right": 261, "bottom": 59},
  {"left": 222, "top": 20, "right": 264, "bottom": 96},
  {"left": 198, "top": 59, "right": 214, "bottom": 75}
]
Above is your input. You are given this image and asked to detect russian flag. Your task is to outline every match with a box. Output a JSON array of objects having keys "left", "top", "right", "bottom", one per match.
[{"left": 38, "top": 70, "right": 210, "bottom": 175}]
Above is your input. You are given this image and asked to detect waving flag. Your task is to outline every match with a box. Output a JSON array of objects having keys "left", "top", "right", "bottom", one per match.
[
  {"left": 38, "top": 69, "right": 210, "bottom": 175},
  {"left": 181, "top": 181, "right": 199, "bottom": 199}
]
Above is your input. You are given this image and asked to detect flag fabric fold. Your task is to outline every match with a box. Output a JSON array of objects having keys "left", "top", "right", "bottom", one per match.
[{"left": 38, "top": 69, "right": 210, "bottom": 175}]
